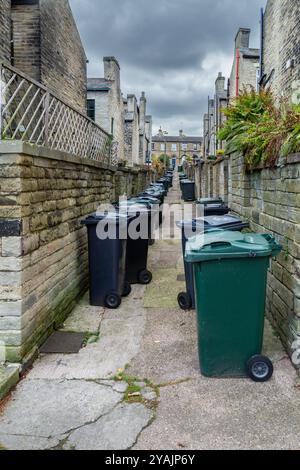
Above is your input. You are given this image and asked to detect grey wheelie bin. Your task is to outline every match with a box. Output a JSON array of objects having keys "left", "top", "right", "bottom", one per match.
[
  {"left": 177, "top": 215, "right": 250, "bottom": 310},
  {"left": 185, "top": 231, "right": 282, "bottom": 381}
]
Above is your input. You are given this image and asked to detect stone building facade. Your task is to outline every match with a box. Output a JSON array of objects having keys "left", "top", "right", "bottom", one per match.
[
  {"left": 123, "top": 95, "right": 140, "bottom": 165},
  {"left": 0, "top": 0, "right": 11, "bottom": 63},
  {"left": 262, "top": 0, "right": 300, "bottom": 103},
  {"left": 0, "top": 0, "right": 87, "bottom": 113},
  {"left": 203, "top": 73, "right": 229, "bottom": 159},
  {"left": 87, "top": 58, "right": 152, "bottom": 166},
  {"left": 229, "top": 28, "right": 260, "bottom": 99},
  {"left": 87, "top": 57, "right": 126, "bottom": 162},
  {"left": 152, "top": 129, "right": 203, "bottom": 166}
]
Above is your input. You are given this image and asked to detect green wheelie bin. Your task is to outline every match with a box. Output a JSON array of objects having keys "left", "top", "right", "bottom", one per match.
[{"left": 185, "top": 231, "right": 282, "bottom": 382}]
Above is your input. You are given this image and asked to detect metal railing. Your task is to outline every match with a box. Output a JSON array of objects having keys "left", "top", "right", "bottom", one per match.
[{"left": 0, "top": 62, "right": 114, "bottom": 164}]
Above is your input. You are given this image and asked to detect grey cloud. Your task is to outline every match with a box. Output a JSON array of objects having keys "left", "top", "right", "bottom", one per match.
[{"left": 70, "top": 0, "right": 267, "bottom": 135}]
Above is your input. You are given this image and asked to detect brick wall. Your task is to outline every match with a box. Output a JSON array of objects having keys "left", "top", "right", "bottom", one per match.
[
  {"left": 263, "top": 0, "right": 300, "bottom": 102},
  {"left": 0, "top": 0, "right": 11, "bottom": 63},
  {"left": 0, "top": 142, "right": 150, "bottom": 365}
]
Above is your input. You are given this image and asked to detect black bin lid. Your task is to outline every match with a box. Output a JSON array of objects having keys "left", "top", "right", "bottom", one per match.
[{"left": 81, "top": 212, "right": 131, "bottom": 225}]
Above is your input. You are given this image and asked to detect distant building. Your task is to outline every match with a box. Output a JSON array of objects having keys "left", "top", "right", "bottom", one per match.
[
  {"left": 0, "top": 0, "right": 87, "bottom": 112},
  {"left": 203, "top": 73, "right": 229, "bottom": 159},
  {"left": 152, "top": 129, "right": 203, "bottom": 166},
  {"left": 229, "top": 28, "right": 260, "bottom": 99},
  {"left": 262, "top": 0, "right": 300, "bottom": 102},
  {"left": 87, "top": 57, "right": 152, "bottom": 165}
]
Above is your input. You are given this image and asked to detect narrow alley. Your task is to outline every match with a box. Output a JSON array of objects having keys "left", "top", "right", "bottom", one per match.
[{"left": 0, "top": 175, "right": 300, "bottom": 451}]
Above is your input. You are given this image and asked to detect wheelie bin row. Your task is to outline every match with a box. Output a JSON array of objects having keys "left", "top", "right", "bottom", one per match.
[
  {"left": 176, "top": 196, "right": 282, "bottom": 382},
  {"left": 81, "top": 171, "right": 174, "bottom": 310}
]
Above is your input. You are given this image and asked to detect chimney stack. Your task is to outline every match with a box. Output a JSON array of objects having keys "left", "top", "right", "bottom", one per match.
[
  {"left": 215, "top": 72, "right": 226, "bottom": 94},
  {"left": 235, "top": 28, "right": 251, "bottom": 49},
  {"left": 104, "top": 57, "right": 121, "bottom": 93}
]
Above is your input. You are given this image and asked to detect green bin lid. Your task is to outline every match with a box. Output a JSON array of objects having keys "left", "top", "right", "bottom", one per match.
[{"left": 185, "top": 231, "right": 281, "bottom": 263}]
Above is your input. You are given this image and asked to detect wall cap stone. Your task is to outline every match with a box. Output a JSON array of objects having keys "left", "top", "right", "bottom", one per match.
[{"left": 0, "top": 141, "right": 117, "bottom": 172}]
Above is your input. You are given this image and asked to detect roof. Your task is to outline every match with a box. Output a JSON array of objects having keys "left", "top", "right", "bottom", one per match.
[
  {"left": 87, "top": 78, "right": 112, "bottom": 92},
  {"left": 152, "top": 135, "right": 203, "bottom": 144}
]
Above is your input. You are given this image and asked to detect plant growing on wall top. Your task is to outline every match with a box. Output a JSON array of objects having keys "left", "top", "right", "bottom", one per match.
[{"left": 217, "top": 88, "right": 300, "bottom": 167}]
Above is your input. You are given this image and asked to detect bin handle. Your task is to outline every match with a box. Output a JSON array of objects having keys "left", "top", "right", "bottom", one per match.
[{"left": 204, "top": 241, "right": 232, "bottom": 249}]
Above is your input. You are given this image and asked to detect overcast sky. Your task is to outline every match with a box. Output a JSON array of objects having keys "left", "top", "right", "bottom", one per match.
[{"left": 70, "top": 0, "right": 266, "bottom": 136}]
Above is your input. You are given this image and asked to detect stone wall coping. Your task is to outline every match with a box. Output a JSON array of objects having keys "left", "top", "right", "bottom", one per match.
[
  {"left": 212, "top": 156, "right": 229, "bottom": 165},
  {"left": 0, "top": 141, "right": 117, "bottom": 172},
  {"left": 225, "top": 152, "right": 300, "bottom": 170}
]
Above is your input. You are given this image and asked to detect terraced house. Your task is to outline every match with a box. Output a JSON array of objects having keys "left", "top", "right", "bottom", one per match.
[
  {"left": 152, "top": 129, "right": 203, "bottom": 167},
  {"left": 87, "top": 58, "right": 152, "bottom": 165}
]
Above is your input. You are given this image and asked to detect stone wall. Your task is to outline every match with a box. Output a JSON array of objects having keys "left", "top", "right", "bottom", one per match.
[
  {"left": 40, "top": 0, "right": 87, "bottom": 112},
  {"left": 0, "top": 142, "right": 150, "bottom": 366},
  {"left": 198, "top": 154, "right": 300, "bottom": 364},
  {"left": 9, "top": 0, "right": 87, "bottom": 112},
  {"left": 0, "top": 0, "right": 11, "bottom": 63},
  {"left": 263, "top": 0, "right": 300, "bottom": 102},
  {"left": 11, "top": 1, "right": 41, "bottom": 81}
]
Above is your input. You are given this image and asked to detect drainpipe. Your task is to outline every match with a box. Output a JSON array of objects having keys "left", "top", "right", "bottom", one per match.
[
  {"left": 236, "top": 48, "right": 240, "bottom": 97},
  {"left": 259, "top": 7, "right": 264, "bottom": 84}
]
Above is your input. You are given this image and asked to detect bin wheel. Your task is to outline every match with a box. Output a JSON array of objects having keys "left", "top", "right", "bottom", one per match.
[
  {"left": 177, "top": 292, "right": 192, "bottom": 310},
  {"left": 138, "top": 269, "right": 153, "bottom": 285},
  {"left": 246, "top": 355, "right": 274, "bottom": 383},
  {"left": 105, "top": 293, "right": 122, "bottom": 309},
  {"left": 122, "top": 282, "right": 132, "bottom": 298}
]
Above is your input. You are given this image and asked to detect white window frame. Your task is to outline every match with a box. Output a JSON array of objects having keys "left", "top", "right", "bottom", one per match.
[{"left": 172, "top": 143, "right": 177, "bottom": 152}]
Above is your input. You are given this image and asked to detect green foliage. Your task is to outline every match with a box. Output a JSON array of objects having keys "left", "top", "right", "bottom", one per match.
[
  {"left": 159, "top": 154, "right": 170, "bottom": 167},
  {"left": 217, "top": 88, "right": 300, "bottom": 166}
]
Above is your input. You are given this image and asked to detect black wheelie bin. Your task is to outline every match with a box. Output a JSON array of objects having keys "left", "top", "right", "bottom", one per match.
[
  {"left": 81, "top": 212, "right": 132, "bottom": 309},
  {"left": 181, "top": 180, "right": 196, "bottom": 202},
  {"left": 117, "top": 202, "right": 153, "bottom": 285}
]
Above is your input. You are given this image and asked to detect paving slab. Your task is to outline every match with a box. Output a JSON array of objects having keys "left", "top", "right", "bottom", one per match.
[
  {"left": 0, "top": 434, "right": 63, "bottom": 451},
  {"left": 133, "top": 358, "right": 300, "bottom": 450},
  {"left": 62, "top": 302, "right": 104, "bottom": 334},
  {"left": 0, "top": 379, "right": 121, "bottom": 438},
  {"left": 143, "top": 268, "right": 186, "bottom": 309},
  {"left": 28, "top": 287, "right": 147, "bottom": 381},
  {"left": 64, "top": 403, "right": 153, "bottom": 450}
]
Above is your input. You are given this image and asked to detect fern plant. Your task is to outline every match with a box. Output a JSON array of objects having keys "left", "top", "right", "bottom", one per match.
[{"left": 218, "top": 88, "right": 300, "bottom": 166}]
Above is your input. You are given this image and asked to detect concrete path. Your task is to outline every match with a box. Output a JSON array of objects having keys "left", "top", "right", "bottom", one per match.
[{"left": 0, "top": 175, "right": 300, "bottom": 450}]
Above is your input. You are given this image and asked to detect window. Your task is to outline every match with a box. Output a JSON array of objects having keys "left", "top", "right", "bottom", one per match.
[
  {"left": 182, "top": 143, "right": 187, "bottom": 151},
  {"left": 160, "top": 143, "right": 165, "bottom": 151},
  {"left": 193, "top": 144, "right": 198, "bottom": 151},
  {"left": 152, "top": 143, "right": 155, "bottom": 151},
  {"left": 172, "top": 144, "right": 177, "bottom": 152},
  {"left": 87, "top": 99, "right": 95, "bottom": 121}
]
